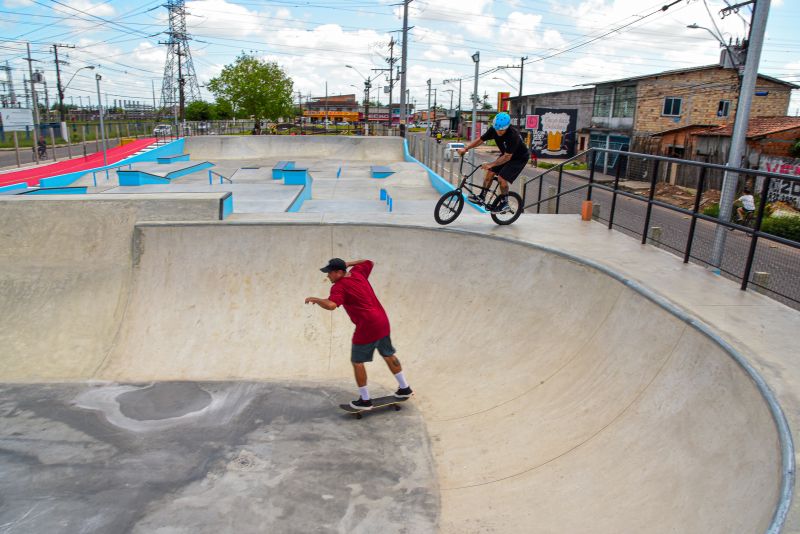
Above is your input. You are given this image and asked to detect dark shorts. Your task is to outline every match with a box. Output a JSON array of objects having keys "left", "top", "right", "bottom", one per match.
[
  {"left": 489, "top": 157, "right": 529, "bottom": 184},
  {"left": 351, "top": 335, "right": 396, "bottom": 363}
]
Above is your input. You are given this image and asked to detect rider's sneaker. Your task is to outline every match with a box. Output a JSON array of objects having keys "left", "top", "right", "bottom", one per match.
[
  {"left": 494, "top": 199, "right": 511, "bottom": 213},
  {"left": 394, "top": 386, "right": 413, "bottom": 399},
  {"left": 349, "top": 397, "right": 373, "bottom": 410},
  {"left": 468, "top": 194, "right": 485, "bottom": 204}
]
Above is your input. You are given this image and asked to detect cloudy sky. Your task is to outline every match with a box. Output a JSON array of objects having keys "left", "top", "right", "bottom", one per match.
[{"left": 0, "top": 0, "right": 797, "bottom": 114}]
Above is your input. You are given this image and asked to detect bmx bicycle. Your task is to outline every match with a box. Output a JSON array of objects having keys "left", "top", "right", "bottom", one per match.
[{"left": 433, "top": 157, "right": 523, "bottom": 226}]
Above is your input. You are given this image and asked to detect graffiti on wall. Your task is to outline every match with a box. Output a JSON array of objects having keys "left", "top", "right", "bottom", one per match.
[{"left": 760, "top": 156, "right": 800, "bottom": 208}]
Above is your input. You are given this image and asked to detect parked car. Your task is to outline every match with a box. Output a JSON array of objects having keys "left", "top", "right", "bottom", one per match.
[
  {"left": 444, "top": 142, "right": 465, "bottom": 161},
  {"left": 336, "top": 121, "right": 350, "bottom": 126},
  {"left": 153, "top": 124, "right": 172, "bottom": 136}
]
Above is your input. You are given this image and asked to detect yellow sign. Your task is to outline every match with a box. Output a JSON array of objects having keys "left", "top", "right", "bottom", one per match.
[
  {"left": 303, "top": 110, "right": 359, "bottom": 121},
  {"left": 497, "top": 92, "right": 510, "bottom": 112}
]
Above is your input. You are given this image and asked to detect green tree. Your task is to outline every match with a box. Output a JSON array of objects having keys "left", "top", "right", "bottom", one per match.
[
  {"left": 214, "top": 99, "right": 234, "bottom": 120},
  {"left": 186, "top": 100, "right": 215, "bottom": 121},
  {"left": 207, "top": 53, "right": 294, "bottom": 133}
]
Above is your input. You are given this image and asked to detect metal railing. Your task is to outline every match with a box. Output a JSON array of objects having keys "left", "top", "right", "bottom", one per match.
[
  {"left": 523, "top": 148, "right": 800, "bottom": 308},
  {"left": 208, "top": 170, "right": 232, "bottom": 184}
]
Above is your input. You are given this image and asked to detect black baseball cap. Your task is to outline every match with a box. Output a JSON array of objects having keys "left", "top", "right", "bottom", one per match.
[{"left": 320, "top": 258, "right": 347, "bottom": 273}]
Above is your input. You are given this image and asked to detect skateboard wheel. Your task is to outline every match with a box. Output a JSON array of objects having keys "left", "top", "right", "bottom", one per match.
[
  {"left": 394, "top": 405, "right": 401, "bottom": 411},
  {"left": 356, "top": 413, "right": 362, "bottom": 420}
]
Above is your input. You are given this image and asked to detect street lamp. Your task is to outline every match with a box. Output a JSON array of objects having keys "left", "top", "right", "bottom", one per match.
[
  {"left": 687, "top": 24, "right": 739, "bottom": 68},
  {"left": 95, "top": 73, "right": 108, "bottom": 166},
  {"left": 346, "top": 64, "right": 381, "bottom": 136},
  {"left": 471, "top": 52, "right": 480, "bottom": 151},
  {"left": 64, "top": 65, "right": 95, "bottom": 92},
  {"left": 492, "top": 77, "right": 516, "bottom": 91}
]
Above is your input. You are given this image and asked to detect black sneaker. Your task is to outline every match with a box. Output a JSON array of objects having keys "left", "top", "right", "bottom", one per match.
[
  {"left": 394, "top": 386, "right": 413, "bottom": 399},
  {"left": 468, "top": 194, "right": 485, "bottom": 205},
  {"left": 493, "top": 199, "right": 511, "bottom": 213},
  {"left": 349, "top": 397, "right": 373, "bottom": 410}
]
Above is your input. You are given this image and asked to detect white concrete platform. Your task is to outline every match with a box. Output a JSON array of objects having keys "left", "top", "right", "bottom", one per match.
[{"left": 1, "top": 196, "right": 797, "bottom": 532}]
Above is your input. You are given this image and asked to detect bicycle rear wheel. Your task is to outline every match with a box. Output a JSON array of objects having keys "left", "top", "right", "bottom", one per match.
[
  {"left": 434, "top": 190, "right": 464, "bottom": 225},
  {"left": 490, "top": 192, "right": 523, "bottom": 225}
]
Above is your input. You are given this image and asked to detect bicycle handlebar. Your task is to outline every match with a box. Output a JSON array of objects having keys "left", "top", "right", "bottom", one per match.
[{"left": 458, "top": 155, "right": 483, "bottom": 177}]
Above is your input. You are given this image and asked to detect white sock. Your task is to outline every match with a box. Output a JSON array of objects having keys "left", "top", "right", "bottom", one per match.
[
  {"left": 394, "top": 372, "right": 409, "bottom": 389},
  {"left": 358, "top": 386, "right": 370, "bottom": 400}
]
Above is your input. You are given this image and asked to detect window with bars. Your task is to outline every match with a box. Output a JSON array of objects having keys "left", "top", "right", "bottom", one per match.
[
  {"left": 612, "top": 86, "right": 636, "bottom": 118},
  {"left": 593, "top": 86, "right": 613, "bottom": 117},
  {"left": 662, "top": 97, "right": 682, "bottom": 117}
]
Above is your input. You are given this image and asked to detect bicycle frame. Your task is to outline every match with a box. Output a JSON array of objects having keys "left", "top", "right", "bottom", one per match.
[{"left": 456, "top": 158, "right": 502, "bottom": 204}]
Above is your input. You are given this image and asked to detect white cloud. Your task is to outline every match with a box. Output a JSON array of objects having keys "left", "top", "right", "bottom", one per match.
[
  {"left": 57, "top": 0, "right": 116, "bottom": 30},
  {"left": 186, "top": 0, "right": 269, "bottom": 38},
  {"left": 3, "top": 0, "right": 34, "bottom": 7}
]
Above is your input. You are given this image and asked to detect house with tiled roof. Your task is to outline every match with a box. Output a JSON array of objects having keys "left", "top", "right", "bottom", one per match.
[{"left": 694, "top": 116, "right": 800, "bottom": 164}]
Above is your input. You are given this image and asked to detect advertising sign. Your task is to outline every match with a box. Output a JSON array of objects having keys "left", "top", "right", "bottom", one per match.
[
  {"left": 525, "top": 115, "right": 539, "bottom": 130},
  {"left": 497, "top": 92, "right": 510, "bottom": 112},
  {"left": 530, "top": 107, "right": 578, "bottom": 158},
  {"left": 1, "top": 108, "right": 34, "bottom": 132}
]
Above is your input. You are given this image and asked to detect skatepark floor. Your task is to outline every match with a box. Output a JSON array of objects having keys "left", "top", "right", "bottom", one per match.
[{"left": 1, "top": 135, "right": 798, "bottom": 533}]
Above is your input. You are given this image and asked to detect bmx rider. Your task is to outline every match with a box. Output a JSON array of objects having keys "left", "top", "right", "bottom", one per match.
[{"left": 457, "top": 111, "right": 529, "bottom": 212}]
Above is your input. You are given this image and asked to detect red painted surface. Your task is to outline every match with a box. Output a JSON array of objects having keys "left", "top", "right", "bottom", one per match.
[{"left": 0, "top": 138, "right": 158, "bottom": 187}]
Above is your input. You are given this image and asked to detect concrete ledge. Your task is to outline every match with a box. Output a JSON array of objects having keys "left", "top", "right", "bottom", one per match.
[{"left": 371, "top": 165, "right": 394, "bottom": 178}]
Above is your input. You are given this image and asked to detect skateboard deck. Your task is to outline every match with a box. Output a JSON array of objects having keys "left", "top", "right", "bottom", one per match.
[{"left": 339, "top": 395, "right": 409, "bottom": 419}]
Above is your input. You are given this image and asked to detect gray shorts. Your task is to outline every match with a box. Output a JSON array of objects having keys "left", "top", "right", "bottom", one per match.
[{"left": 351, "top": 335, "right": 396, "bottom": 363}]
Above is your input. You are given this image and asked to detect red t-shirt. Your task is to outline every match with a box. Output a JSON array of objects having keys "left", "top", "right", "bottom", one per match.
[{"left": 328, "top": 260, "right": 390, "bottom": 344}]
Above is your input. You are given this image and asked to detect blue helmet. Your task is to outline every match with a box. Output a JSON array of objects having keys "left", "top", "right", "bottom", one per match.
[{"left": 493, "top": 112, "right": 511, "bottom": 130}]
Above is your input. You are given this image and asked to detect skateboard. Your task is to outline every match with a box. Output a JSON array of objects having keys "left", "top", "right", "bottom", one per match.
[{"left": 339, "top": 395, "right": 409, "bottom": 419}]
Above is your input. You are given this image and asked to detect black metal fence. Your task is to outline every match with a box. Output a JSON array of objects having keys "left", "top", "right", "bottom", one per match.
[{"left": 523, "top": 148, "right": 800, "bottom": 309}]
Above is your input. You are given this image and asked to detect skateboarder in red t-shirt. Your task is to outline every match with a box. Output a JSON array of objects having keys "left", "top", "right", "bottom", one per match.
[{"left": 305, "top": 258, "right": 413, "bottom": 410}]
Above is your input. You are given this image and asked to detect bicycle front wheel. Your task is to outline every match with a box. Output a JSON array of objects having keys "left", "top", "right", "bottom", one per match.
[
  {"left": 434, "top": 190, "right": 464, "bottom": 225},
  {"left": 490, "top": 192, "right": 523, "bottom": 225}
]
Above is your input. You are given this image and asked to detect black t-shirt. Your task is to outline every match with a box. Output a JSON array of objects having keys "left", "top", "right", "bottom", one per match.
[{"left": 481, "top": 126, "right": 529, "bottom": 161}]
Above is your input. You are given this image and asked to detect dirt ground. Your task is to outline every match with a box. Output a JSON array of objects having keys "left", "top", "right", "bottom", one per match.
[
  {"left": 650, "top": 183, "right": 720, "bottom": 210},
  {"left": 650, "top": 183, "right": 800, "bottom": 216}
]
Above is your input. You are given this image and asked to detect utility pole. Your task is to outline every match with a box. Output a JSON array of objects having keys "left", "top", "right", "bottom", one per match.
[
  {"left": 151, "top": 79, "right": 157, "bottom": 116},
  {"left": 498, "top": 56, "right": 526, "bottom": 126},
  {"left": 432, "top": 88, "right": 437, "bottom": 129},
  {"left": 95, "top": 73, "right": 107, "bottom": 165},
  {"left": 388, "top": 37, "right": 395, "bottom": 129},
  {"left": 25, "top": 43, "right": 40, "bottom": 164},
  {"left": 471, "top": 52, "right": 479, "bottom": 141},
  {"left": 518, "top": 56, "right": 526, "bottom": 126},
  {"left": 426, "top": 78, "right": 431, "bottom": 130},
  {"left": 398, "top": 0, "right": 410, "bottom": 137},
  {"left": 372, "top": 37, "right": 397, "bottom": 130},
  {"left": 710, "top": 0, "right": 770, "bottom": 269},
  {"left": 52, "top": 44, "right": 74, "bottom": 123},
  {"left": 364, "top": 80, "right": 370, "bottom": 136}
]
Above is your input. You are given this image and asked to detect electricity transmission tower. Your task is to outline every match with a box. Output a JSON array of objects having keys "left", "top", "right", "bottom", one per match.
[{"left": 160, "top": 0, "right": 201, "bottom": 122}]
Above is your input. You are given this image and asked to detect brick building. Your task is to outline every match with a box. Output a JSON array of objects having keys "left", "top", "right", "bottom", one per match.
[{"left": 587, "top": 63, "right": 796, "bottom": 173}]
